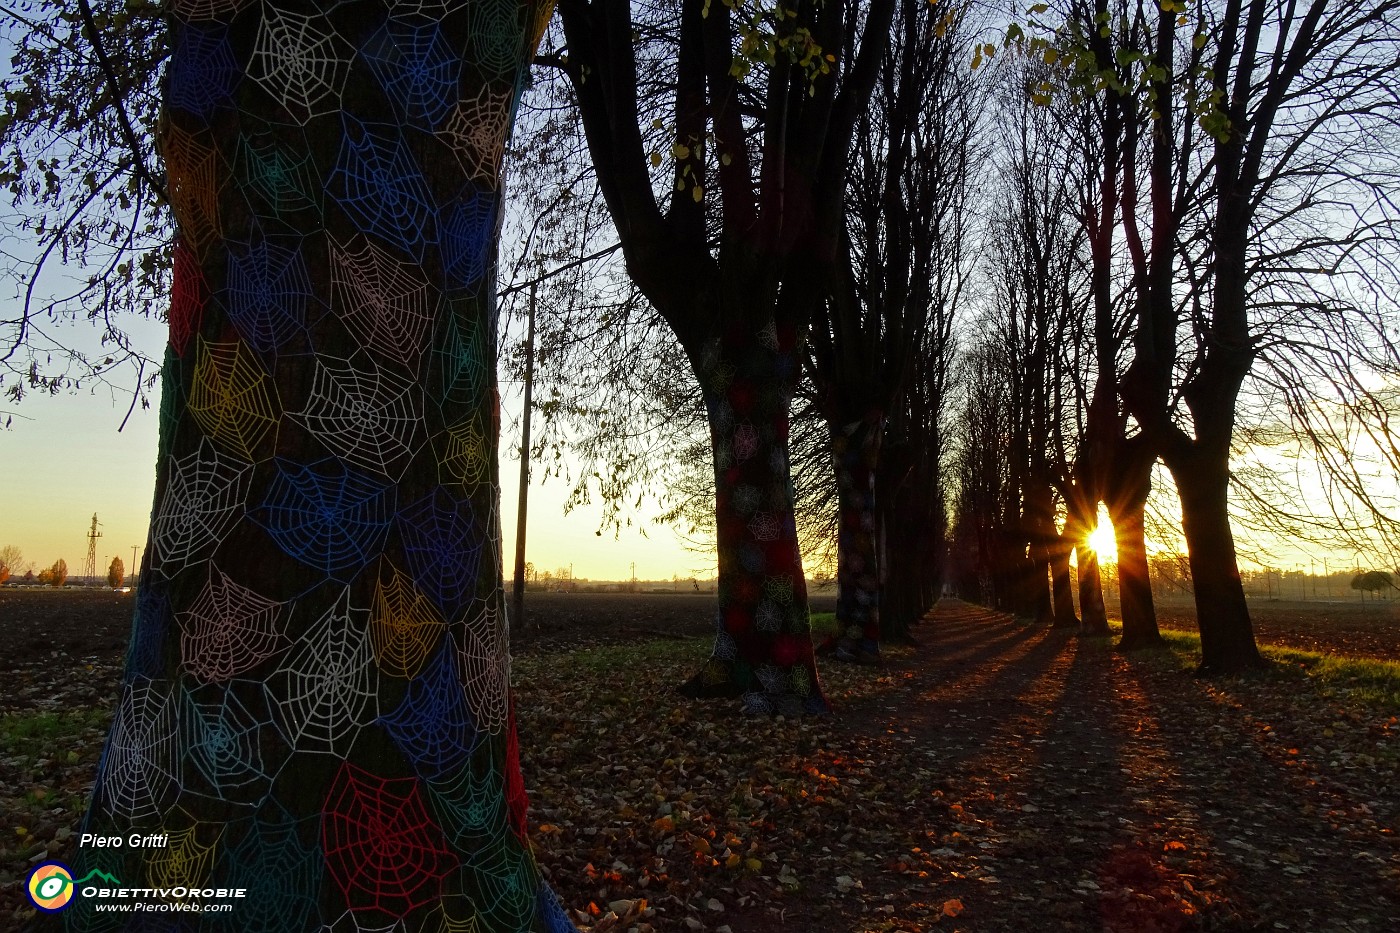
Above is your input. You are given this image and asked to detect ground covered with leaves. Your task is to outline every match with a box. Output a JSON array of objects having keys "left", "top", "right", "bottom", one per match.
[{"left": 2, "top": 591, "right": 1398, "bottom": 931}]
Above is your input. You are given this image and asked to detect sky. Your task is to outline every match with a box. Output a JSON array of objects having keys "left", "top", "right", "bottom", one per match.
[{"left": 0, "top": 331, "right": 712, "bottom": 584}]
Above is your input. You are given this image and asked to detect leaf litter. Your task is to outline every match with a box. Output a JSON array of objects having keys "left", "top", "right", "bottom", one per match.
[{"left": 1, "top": 591, "right": 1397, "bottom": 931}]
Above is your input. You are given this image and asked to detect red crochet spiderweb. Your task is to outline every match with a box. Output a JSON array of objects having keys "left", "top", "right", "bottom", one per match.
[{"left": 322, "top": 761, "right": 458, "bottom": 916}]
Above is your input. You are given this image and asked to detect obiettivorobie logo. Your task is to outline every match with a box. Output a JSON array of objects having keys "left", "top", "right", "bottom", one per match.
[
  {"left": 26, "top": 861, "right": 246, "bottom": 914},
  {"left": 25, "top": 862, "right": 112, "bottom": 913}
]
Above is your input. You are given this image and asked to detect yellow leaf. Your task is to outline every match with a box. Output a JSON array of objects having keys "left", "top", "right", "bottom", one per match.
[
  {"left": 971, "top": 52, "right": 983, "bottom": 70},
  {"left": 692, "top": 185, "right": 703, "bottom": 202},
  {"left": 1044, "top": 48, "right": 1059, "bottom": 64},
  {"left": 652, "top": 118, "right": 664, "bottom": 129},
  {"left": 943, "top": 898, "right": 964, "bottom": 917},
  {"left": 745, "top": 858, "right": 762, "bottom": 871},
  {"left": 725, "top": 852, "right": 741, "bottom": 869},
  {"left": 721, "top": 152, "right": 732, "bottom": 166},
  {"left": 15, "top": 826, "right": 28, "bottom": 836},
  {"left": 650, "top": 152, "right": 662, "bottom": 167},
  {"left": 672, "top": 143, "right": 690, "bottom": 159}
]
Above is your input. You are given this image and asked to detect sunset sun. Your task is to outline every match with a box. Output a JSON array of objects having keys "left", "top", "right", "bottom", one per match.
[{"left": 1088, "top": 516, "right": 1118, "bottom": 564}]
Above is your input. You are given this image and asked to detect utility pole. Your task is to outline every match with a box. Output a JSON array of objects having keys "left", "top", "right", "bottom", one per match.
[{"left": 511, "top": 279, "right": 537, "bottom": 637}]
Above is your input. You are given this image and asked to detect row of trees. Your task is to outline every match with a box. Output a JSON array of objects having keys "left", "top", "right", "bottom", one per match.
[
  {"left": 0, "top": 547, "right": 125, "bottom": 587},
  {"left": 0, "top": 0, "right": 1396, "bottom": 928},
  {"left": 945, "top": 0, "right": 1400, "bottom": 671}
]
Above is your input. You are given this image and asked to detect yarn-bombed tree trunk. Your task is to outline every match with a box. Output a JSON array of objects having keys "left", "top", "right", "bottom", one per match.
[
  {"left": 826, "top": 414, "right": 883, "bottom": 663},
  {"left": 679, "top": 322, "right": 829, "bottom": 716},
  {"left": 64, "top": 2, "right": 569, "bottom": 931}
]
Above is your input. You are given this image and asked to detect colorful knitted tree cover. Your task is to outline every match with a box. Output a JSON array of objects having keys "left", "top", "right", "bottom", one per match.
[
  {"left": 64, "top": 1, "right": 572, "bottom": 930},
  {"left": 680, "top": 321, "right": 831, "bottom": 716}
]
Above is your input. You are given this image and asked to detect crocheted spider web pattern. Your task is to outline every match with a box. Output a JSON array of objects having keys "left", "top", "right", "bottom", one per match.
[
  {"left": 397, "top": 488, "right": 482, "bottom": 623},
  {"left": 162, "top": 126, "right": 221, "bottom": 260},
  {"left": 167, "top": 242, "right": 208, "bottom": 357},
  {"left": 216, "top": 807, "right": 322, "bottom": 933},
  {"left": 435, "top": 414, "right": 490, "bottom": 486},
  {"left": 234, "top": 131, "right": 322, "bottom": 223},
  {"left": 181, "top": 680, "right": 289, "bottom": 803},
  {"left": 178, "top": 564, "right": 284, "bottom": 682},
  {"left": 371, "top": 562, "right": 447, "bottom": 679},
  {"left": 444, "top": 86, "right": 513, "bottom": 186},
  {"left": 379, "top": 642, "right": 482, "bottom": 780},
  {"left": 270, "top": 589, "right": 378, "bottom": 756},
  {"left": 224, "top": 234, "right": 313, "bottom": 353},
  {"left": 322, "top": 761, "right": 459, "bottom": 917},
  {"left": 249, "top": 6, "right": 349, "bottom": 124},
  {"left": 166, "top": 23, "right": 239, "bottom": 118},
  {"left": 150, "top": 438, "right": 252, "bottom": 579},
  {"left": 297, "top": 354, "right": 425, "bottom": 481},
  {"left": 439, "top": 185, "right": 497, "bottom": 289},
  {"left": 329, "top": 236, "right": 436, "bottom": 373},
  {"left": 147, "top": 817, "right": 221, "bottom": 890},
  {"left": 188, "top": 338, "right": 281, "bottom": 462},
  {"left": 363, "top": 16, "right": 461, "bottom": 130},
  {"left": 98, "top": 678, "right": 179, "bottom": 824},
  {"left": 255, "top": 458, "right": 395, "bottom": 580},
  {"left": 329, "top": 116, "right": 437, "bottom": 260}
]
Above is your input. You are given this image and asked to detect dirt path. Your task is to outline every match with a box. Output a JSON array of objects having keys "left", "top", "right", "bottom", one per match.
[{"left": 719, "top": 600, "right": 1400, "bottom": 932}]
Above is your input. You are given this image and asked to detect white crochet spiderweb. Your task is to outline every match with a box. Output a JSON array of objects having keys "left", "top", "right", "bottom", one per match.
[
  {"left": 298, "top": 354, "right": 425, "bottom": 481},
  {"left": 249, "top": 7, "right": 348, "bottom": 123},
  {"left": 271, "top": 589, "right": 378, "bottom": 756},
  {"left": 100, "top": 678, "right": 179, "bottom": 823},
  {"left": 151, "top": 438, "right": 252, "bottom": 578},
  {"left": 330, "top": 237, "right": 435, "bottom": 372}
]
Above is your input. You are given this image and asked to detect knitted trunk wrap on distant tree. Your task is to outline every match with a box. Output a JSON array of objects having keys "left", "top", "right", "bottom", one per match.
[
  {"left": 681, "top": 321, "right": 830, "bottom": 715},
  {"left": 66, "top": 2, "right": 572, "bottom": 931},
  {"left": 829, "top": 416, "right": 882, "bottom": 661}
]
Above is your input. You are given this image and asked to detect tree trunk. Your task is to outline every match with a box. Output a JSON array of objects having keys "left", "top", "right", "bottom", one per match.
[
  {"left": 1172, "top": 453, "right": 1266, "bottom": 673},
  {"left": 66, "top": 4, "right": 569, "bottom": 931},
  {"left": 679, "top": 322, "right": 829, "bottom": 714},
  {"left": 827, "top": 414, "right": 883, "bottom": 663},
  {"left": 1110, "top": 451, "right": 1163, "bottom": 650},
  {"left": 1049, "top": 530, "right": 1079, "bottom": 628},
  {"left": 1023, "top": 485, "right": 1057, "bottom": 625},
  {"left": 1066, "top": 492, "right": 1108, "bottom": 635}
]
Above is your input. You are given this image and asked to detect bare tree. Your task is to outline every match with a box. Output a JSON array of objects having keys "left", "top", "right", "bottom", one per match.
[{"left": 553, "top": 0, "right": 896, "bottom": 712}]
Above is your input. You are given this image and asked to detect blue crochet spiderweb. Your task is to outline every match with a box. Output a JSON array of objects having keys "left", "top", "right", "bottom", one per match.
[
  {"left": 328, "top": 116, "right": 437, "bottom": 259},
  {"left": 126, "top": 581, "right": 171, "bottom": 681},
  {"left": 396, "top": 488, "right": 482, "bottom": 622},
  {"left": 225, "top": 236, "right": 312, "bottom": 353},
  {"left": 379, "top": 641, "right": 482, "bottom": 780},
  {"left": 363, "top": 16, "right": 461, "bottom": 130},
  {"left": 539, "top": 884, "right": 578, "bottom": 933},
  {"left": 255, "top": 459, "right": 395, "bottom": 580},
  {"left": 440, "top": 185, "right": 497, "bottom": 289},
  {"left": 166, "top": 24, "right": 239, "bottom": 117}
]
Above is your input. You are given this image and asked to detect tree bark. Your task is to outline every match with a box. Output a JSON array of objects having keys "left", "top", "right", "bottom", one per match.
[
  {"left": 1109, "top": 446, "right": 1163, "bottom": 650},
  {"left": 1065, "top": 489, "right": 1108, "bottom": 635},
  {"left": 679, "top": 322, "right": 830, "bottom": 714},
  {"left": 1172, "top": 451, "right": 1267, "bottom": 673},
  {"left": 826, "top": 414, "right": 883, "bottom": 662},
  {"left": 1049, "top": 530, "right": 1080, "bottom": 628},
  {"left": 66, "top": 3, "right": 568, "bottom": 931}
]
